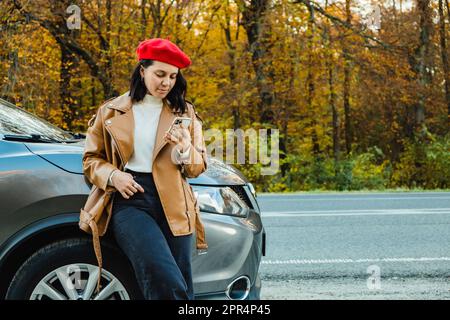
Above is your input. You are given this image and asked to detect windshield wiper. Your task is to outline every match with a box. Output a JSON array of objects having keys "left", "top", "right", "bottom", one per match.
[
  {"left": 2, "top": 134, "right": 63, "bottom": 143},
  {"left": 66, "top": 131, "right": 86, "bottom": 140}
]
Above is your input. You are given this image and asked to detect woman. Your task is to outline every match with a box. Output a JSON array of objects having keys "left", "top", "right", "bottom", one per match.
[{"left": 80, "top": 38, "right": 208, "bottom": 300}]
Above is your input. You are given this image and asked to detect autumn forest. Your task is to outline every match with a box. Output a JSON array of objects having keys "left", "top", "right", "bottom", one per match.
[{"left": 1, "top": 0, "right": 449, "bottom": 191}]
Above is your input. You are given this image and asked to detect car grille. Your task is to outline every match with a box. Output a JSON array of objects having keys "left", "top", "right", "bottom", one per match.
[{"left": 229, "top": 185, "right": 253, "bottom": 209}]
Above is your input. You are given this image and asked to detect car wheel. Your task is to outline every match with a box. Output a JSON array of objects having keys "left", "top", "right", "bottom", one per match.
[{"left": 6, "top": 238, "right": 142, "bottom": 300}]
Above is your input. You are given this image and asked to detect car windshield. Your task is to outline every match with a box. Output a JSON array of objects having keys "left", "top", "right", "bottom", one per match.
[{"left": 0, "top": 98, "right": 74, "bottom": 141}]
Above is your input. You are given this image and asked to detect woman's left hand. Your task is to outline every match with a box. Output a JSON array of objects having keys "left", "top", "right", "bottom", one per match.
[{"left": 164, "top": 123, "right": 191, "bottom": 151}]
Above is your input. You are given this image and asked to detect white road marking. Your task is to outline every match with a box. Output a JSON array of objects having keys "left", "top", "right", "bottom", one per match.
[
  {"left": 259, "top": 192, "right": 449, "bottom": 196},
  {"left": 262, "top": 257, "right": 450, "bottom": 265},
  {"left": 260, "top": 196, "right": 450, "bottom": 201},
  {"left": 261, "top": 208, "right": 450, "bottom": 217}
]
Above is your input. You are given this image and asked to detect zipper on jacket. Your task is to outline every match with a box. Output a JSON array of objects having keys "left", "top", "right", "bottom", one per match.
[
  {"left": 180, "top": 177, "right": 192, "bottom": 232},
  {"left": 182, "top": 178, "right": 196, "bottom": 202},
  {"left": 105, "top": 126, "right": 125, "bottom": 166}
]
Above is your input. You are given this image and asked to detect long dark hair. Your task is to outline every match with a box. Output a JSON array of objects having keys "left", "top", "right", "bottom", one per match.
[{"left": 129, "top": 59, "right": 188, "bottom": 114}]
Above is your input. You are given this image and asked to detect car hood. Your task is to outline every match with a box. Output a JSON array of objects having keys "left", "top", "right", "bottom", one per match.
[{"left": 25, "top": 141, "right": 249, "bottom": 185}]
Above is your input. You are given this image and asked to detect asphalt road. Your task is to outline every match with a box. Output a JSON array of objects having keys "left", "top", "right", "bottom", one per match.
[{"left": 257, "top": 192, "right": 450, "bottom": 299}]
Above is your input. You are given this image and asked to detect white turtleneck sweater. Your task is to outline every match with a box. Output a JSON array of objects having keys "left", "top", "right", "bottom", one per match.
[{"left": 107, "top": 94, "right": 190, "bottom": 185}]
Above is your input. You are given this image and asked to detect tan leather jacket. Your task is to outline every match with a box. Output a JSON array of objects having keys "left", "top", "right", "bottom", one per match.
[{"left": 79, "top": 92, "right": 208, "bottom": 284}]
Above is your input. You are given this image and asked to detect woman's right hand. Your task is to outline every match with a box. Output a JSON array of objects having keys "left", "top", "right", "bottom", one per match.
[{"left": 111, "top": 171, "right": 145, "bottom": 199}]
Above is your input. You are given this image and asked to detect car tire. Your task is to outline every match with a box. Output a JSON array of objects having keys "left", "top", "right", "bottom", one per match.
[{"left": 6, "top": 238, "right": 143, "bottom": 300}]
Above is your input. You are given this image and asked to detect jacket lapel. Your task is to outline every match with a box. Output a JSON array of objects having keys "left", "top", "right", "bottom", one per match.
[
  {"left": 105, "top": 92, "right": 177, "bottom": 166},
  {"left": 152, "top": 101, "right": 177, "bottom": 162},
  {"left": 105, "top": 93, "right": 134, "bottom": 165}
]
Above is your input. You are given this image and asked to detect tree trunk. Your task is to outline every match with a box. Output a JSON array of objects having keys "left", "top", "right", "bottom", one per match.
[
  {"left": 150, "top": 0, "right": 173, "bottom": 38},
  {"left": 141, "top": 0, "right": 148, "bottom": 39},
  {"left": 117, "top": 0, "right": 124, "bottom": 47},
  {"left": 305, "top": 1, "right": 320, "bottom": 156},
  {"left": 323, "top": 0, "right": 340, "bottom": 169},
  {"left": 343, "top": 0, "right": 353, "bottom": 154},
  {"left": 105, "top": 0, "right": 113, "bottom": 97},
  {"left": 4, "top": 49, "right": 19, "bottom": 103},
  {"left": 59, "top": 45, "right": 77, "bottom": 130},
  {"left": 446, "top": 0, "right": 450, "bottom": 21},
  {"left": 91, "top": 76, "right": 97, "bottom": 109},
  {"left": 223, "top": 0, "right": 240, "bottom": 130},
  {"left": 413, "top": 0, "right": 432, "bottom": 134},
  {"left": 329, "top": 58, "right": 339, "bottom": 164},
  {"left": 239, "top": 0, "right": 274, "bottom": 124},
  {"left": 438, "top": 0, "right": 450, "bottom": 126},
  {"left": 57, "top": 0, "right": 80, "bottom": 130}
]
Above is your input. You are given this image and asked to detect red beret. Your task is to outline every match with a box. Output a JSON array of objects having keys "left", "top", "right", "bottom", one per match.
[{"left": 136, "top": 38, "right": 191, "bottom": 69}]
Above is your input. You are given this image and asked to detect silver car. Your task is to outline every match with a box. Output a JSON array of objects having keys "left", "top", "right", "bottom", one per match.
[{"left": 0, "top": 98, "right": 265, "bottom": 300}]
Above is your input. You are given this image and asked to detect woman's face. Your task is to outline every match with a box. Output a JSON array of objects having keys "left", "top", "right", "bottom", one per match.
[{"left": 140, "top": 60, "right": 179, "bottom": 98}]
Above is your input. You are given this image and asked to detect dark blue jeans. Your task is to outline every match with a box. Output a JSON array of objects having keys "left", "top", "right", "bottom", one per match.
[{"left": 110, "top": 169, "right": 194, "bottom": 300}]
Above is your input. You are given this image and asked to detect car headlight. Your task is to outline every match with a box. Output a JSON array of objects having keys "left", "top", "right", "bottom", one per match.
[
  {"left": 247, "top": 182, "right": 257, "bottom": 198},
  {"left": 191, "top": 185, "right": 249, "bottom": 217}
]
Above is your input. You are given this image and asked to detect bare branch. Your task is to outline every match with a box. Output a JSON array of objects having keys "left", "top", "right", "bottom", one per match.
[{"left": 292, "top": 0, "right": 400, "bottom": 51}]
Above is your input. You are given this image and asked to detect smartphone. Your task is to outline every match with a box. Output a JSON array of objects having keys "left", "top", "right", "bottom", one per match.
[{"left": 168, "top": 117, "right": 191, "bottom": 133}]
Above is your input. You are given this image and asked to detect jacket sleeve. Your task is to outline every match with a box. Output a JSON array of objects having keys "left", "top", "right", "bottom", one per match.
[
  {"left": 180, "top": 103, "right": 208, "bottom": 178},
  {"left": 82, "top": 106, "right": 118, "bottom": 191}
]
